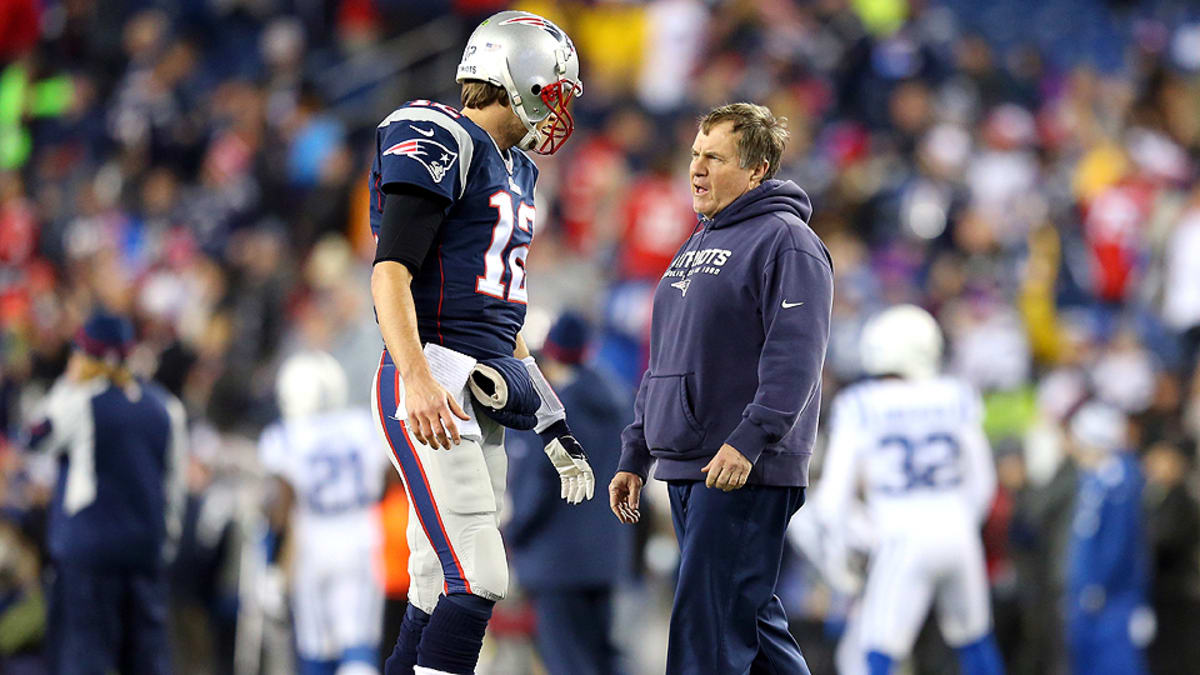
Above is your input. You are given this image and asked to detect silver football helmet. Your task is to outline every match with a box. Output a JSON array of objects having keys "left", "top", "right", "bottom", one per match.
[
  {"left": 860, "top": 304, "right": 944, "bottom": 380},
  {"left": 456, "top": 10, "right": 583, "bottom": 155},
  {"left": 276, "top": 350, "right": 349, "bottom": 419}
]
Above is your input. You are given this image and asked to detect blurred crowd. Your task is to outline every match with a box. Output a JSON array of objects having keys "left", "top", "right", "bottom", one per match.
[{"left": 3, "top": 0, "right": 1200, "bottom": 673}]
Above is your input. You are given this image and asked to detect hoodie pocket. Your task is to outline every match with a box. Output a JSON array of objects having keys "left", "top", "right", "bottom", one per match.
[{"left": 643, "top": 373, "right": 706, "bottom": 450}]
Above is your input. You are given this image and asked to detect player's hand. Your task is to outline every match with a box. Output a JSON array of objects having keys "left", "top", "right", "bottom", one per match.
[
  {"left": 609, "top": 471, "right": 643, "bottom": 524},
  {"left": 702, "top": 444, "right": 752, "bottom": 491},
  {"left": 539, "top": 421, "right": 595, "bottom": 504},
  {"left": 403, "top": 371, "right": 469, "bottom": 450}
]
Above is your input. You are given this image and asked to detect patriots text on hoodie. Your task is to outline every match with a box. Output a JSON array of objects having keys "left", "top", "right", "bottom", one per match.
[{"left": 618, "top": 179, "right": 833, "bottom": 487}]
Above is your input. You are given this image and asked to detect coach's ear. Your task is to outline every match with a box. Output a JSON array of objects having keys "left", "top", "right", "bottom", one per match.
[{"left": 749, "top": 158, "right": 769, "bottom": 187}]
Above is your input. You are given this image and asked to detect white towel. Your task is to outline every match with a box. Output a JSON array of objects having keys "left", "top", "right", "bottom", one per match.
[{"left": 391, "top": 343, "right": 482, "bottom": 439}]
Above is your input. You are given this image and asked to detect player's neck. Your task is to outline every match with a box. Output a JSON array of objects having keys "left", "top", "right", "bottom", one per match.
[{"left": 462, "top": 105, "right": 520, "bottom": 152}]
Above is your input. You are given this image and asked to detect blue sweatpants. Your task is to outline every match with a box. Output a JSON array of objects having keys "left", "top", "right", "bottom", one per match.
[
  {"left": 47, "top": 563, "right": 171, "bottom": 675},
  {"left": 530, "top": 586, "right": 621, "bottom": 675},
  {"left": 667, "top": 480, "right": 810, "bottom": 675}
]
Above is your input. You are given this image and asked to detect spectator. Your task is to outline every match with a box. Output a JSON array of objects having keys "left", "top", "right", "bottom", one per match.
[
  {"left": 1064, "top": 403, "right": 1150, "bottom": 675},
  {"left": 505, "top": 312, "right": 633, "bottom": 675},
  {"left": 1142, "top": 440, "right": 1200, "bottom": 675}
]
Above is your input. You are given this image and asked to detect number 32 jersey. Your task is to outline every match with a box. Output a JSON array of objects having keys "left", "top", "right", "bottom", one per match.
[
  {"left": 369, "top": 100, "right": 539, "bottom": 360},
  {"left": 813, "top": 376, "right": 997, "bottom": 535}
]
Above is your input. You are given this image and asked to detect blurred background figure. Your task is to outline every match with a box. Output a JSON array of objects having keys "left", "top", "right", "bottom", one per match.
[
  {"left": 504, "top": 312, "right": 633, "bottom": 675},
  {"left": 811, "top": 305, "right": 1004, "bottom": 675},
  {"left": 258, "top": 350, "right": 387, "bottom": 675},
  {"left": 1064, "top": 403, "right": 1150, "bottom": 675},
  {"left": 1142, "top": 440, "right": 1200, "bottom": 675},
  {"left": 376, "top": 475, "right": 411, "bottom": 674},
  {"left": 23, "top": 310, "right": 187, "bottom": 675}
]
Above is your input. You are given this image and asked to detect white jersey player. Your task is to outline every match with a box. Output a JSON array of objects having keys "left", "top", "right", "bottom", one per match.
[
  {"left": 812, "top": 305, "right": 1005, "bottom": 675},
  {"left": 259, "top": 350, "right": 388, "bottom": 675}
]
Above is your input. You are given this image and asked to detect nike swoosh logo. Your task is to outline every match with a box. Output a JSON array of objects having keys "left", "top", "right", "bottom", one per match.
[
  {"left": 781, "top": 300, "right": 805, "bottom": 309},
  {"left": 410, "top": 125, "right": 435, "bottom": 137}
]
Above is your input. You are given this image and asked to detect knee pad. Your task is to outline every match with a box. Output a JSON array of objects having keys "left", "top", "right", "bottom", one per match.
[
  {"left": 462, "top": 523, "right": 508, "bottom": 601},
  {"left": 407, "top": 580, "right": 441, "bottom": 615}
]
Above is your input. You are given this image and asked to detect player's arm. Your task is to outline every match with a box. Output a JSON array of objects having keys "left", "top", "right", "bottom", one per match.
[
  {"left": 514, "top": 332, "right": 531, "bottom": 359},
  {"left": 811, "top": 394, "right": 864, "bottom": 524},
  {"left": 516, "top": 331, "right": 595, "bottom": 505},
  {"left": 959, "top": 425, "right": 997, "bottom": 524},
  {"left": 372, "top": 186, "right": 468, "bottom": 450},
  {"left": 957, "top": 386, "right": 997, "bottom": 524}
]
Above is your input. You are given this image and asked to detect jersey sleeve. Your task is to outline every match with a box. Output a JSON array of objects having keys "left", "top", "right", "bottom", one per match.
[
  {"left": 377, "top": 107, "right": 475, "bottom": 204},
  {"left": 163, "top": 391, "right": 189, "bottom": 562},
  {"left": 258, "top": 423, "right": 290, "bottom": 480},
  {"left": 26, "top": 377, "right": 91, "bottom": 456},
  {"left": 956, "top": 382, "right": 996, "bottom": 523},
  {"left": 812, "top": 390, "right": 866, "bottom": 524}
]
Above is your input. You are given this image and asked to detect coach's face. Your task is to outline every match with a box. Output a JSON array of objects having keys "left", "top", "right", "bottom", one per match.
[{"left": 690, "top": 121, "right": 766, "bottom": 219}]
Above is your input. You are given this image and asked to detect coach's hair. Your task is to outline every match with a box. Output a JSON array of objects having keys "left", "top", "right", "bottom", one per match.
[
  {"left": 461, "top": 80, "right": 509, "bottom": 109},
  {"left": 699, "top": 103, "right": 789, "bottom": 180}
]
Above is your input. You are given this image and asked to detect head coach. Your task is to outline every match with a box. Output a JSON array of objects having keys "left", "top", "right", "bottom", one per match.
[{"left": 609, "top": 102, "right": 833, "bottom": 674}]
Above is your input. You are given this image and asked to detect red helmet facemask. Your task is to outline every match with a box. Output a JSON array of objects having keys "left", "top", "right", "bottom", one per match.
[{"left": 531, "top": 79, "right": 582, "bottom": 155}]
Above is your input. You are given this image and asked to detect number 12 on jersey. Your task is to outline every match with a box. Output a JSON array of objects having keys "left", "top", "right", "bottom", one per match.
[{"left": 477, "top": 191, "right": 534, "bottom": 304}]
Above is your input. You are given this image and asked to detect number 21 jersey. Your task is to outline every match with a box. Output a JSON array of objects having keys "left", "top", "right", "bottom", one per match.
[{"left": 369, "top": 100, "right": 539, "bottom": 360}]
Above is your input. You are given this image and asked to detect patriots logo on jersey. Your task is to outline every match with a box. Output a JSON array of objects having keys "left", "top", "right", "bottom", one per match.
[
  {"left": 499, "top": 16, "right": 564, "bottom": 41},
  {"left": 384, "top": 138, "right": 458, "bottom": 184},
  {"left": 671, "top": 278, "right": 692, "bottom": 297}
]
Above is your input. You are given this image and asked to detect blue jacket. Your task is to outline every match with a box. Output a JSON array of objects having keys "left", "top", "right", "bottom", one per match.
[
  {"left": 617, "top": 180, "right": 832, "bottom": 487},
  {"left": 1068, "top": 452, "right": 1147, "bottom": 611},
  {"left": 32, "top": 378, "right": 186, "bottom": 572},
  {"left": 506, "top": 364, "right": 634, "bottom": 591}
]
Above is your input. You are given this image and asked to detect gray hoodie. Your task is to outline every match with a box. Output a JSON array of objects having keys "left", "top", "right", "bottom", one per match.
[{"left": 617, "top": 179, "right": 833, "bottom": 487}]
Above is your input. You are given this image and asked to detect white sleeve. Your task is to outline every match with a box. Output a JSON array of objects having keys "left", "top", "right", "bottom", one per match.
[
  {"left": 959, "top": 425, "right": 996, "bottom": 524},
  {"left": 811, "top": 392, "right": 866, "bottom": 525},
  {"left": 258, "top": 423, "right": 290, "bottom": 480},
  {"left": 958, "top": 386, "right": 996, "bottom": 524},
  {"left": 163, "top": 394, "right": 189, "bottom": 562},
  {"left": 29, "top": 378, "right": 89, "bottom": 455}
]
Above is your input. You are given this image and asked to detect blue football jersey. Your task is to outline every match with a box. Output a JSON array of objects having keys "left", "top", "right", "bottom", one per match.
[{"left": 369, "top": 100, "right": 539, "bottom": 360}]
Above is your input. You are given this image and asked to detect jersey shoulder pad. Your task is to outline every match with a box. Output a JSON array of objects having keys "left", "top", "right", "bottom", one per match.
[
  {"left": 938, "top": 376, "right": 984, "bottom": 424},
  {"left": 512, "top": 147, "right": 539, "bottom": 180},
  {"left": 831, "top": 381, "right": 873, "bottom": 429},
  {"left": 378, "top": 101, "right": 477, "bottom": 200}
]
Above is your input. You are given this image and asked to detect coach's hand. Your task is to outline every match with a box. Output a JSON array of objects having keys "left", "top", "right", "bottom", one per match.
[
  {"left": 609, "top": 471, "right": 643, "bottom": 524},
  {"left": 702, "top": 444, "right": 752, "bottom": 491},
  {"left": 404, "top": 371, "right": 469, "bottom": 450}
]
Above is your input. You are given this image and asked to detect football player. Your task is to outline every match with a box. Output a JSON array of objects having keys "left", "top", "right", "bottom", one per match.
[
  {"left": 259, "top": 351, "right": 388, "bottom": 675},
  {"left": 812, "top": 305, "right": 1006, "bottom": 675},
  {"left": 367, "top": 11, "right": 594, "bottom": 675}
]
